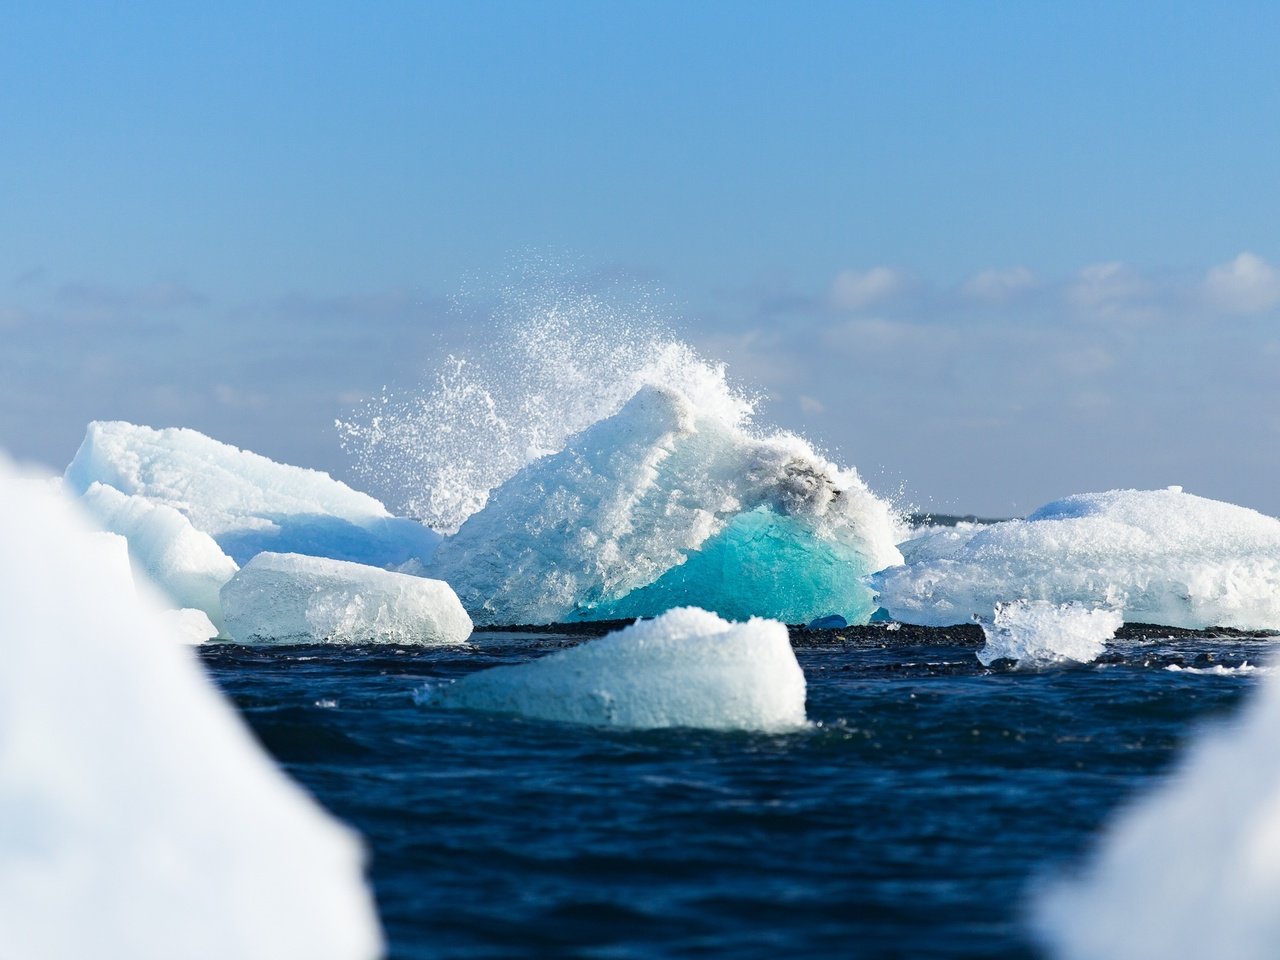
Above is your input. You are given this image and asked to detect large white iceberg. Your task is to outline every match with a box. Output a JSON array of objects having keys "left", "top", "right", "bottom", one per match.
[
  {"left": 66, "top": 420, "right": 440, "bottom": 567},
  {"left": 432, "top": 606, "right": 808, "bottom": 731},
  {"left": 0, "top": 457, "right": 382, "bottom": 960},
  {"left": 79, "top": 481, "right": 239, "bottom": 632},
  {"left": 221, "top": 552, "right": 472, "bottom": 645},
  {"left": 976, "top": 600, "right": 1122, "bottom": 667},
  {"left": 871, "top": 488, "right": 1280, "bottom": 630},
  {"left": 431, "top": 385, "right": 902, "bottom": 625},
  {"left": 1034, "top": 654, "right": 1280, "bottom": 960}
]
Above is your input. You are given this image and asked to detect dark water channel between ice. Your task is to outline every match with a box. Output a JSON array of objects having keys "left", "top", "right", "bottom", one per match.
[{"left": 200, "top": 623, "right": 1277, "bottom": 959}]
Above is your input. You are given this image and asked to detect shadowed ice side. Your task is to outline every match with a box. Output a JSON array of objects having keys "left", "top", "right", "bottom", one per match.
[
  {"left": 0, "top": 455, "right": 383, "bottom": 960},
  {"left": 427, "top": 606, "right": 808, "bottom": 732}
]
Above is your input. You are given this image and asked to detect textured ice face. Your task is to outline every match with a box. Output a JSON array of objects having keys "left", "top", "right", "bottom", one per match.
[
  {"left": 221, "top": 552, "right": 472, "bottom": 645},
  {"left": 79, "top": 482, "right": 239, "bottom": 632},
  {"left": 432, "top": 607, "right": 808, "bottom": 732},
  {"left": 976, "top": 600, "right": 1122, "bottom": 667},
  {"left": 871, "top": 488, "right": 1280, "bottom": 630},
  {"left": 0, "top": 458, "right": 382, "bottom": 960},
  {"left": 431, "top": 385, "right": 902, "bottom": 626},
  {"left": 66, "top": 420, "right": 441, "bottom": 567},
  {"left": 1034, "top": 653, "right": 1280, "bottom": 960}
]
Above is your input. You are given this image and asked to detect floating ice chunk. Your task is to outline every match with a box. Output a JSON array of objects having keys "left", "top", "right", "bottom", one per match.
[
  {"left": 85, "top": 529, "right": 138, "bottom": 596},
  {"left": 432, "top": 607, "right": 807, "bottom": 731},
  {"left": 1034, "top": 653, "right": 1280, "bottom": 960},
  {"left": 807, "top": 614, "right": 849, "bottom": 630},
  {"left": 0, "top": 457, "right": 381, "bottom": 960},
  {"left": 976, "top": 600, "right": 1121, "bottom": 667},
  {"left": 871, "top": 488, "right": 1280, "bottom": 630},
  {"left": 432, "top": 385, "right": 902, "bottom": 625},
  {"left": 222, "top": 552, "right": 472, "bottom": 645},
  {"left": 65, "top": 420, "right": 441, "bottom": 567},
  {"left": 79, "top": 481, "right": 238, "bottom": 632},
  {"left": 159, "top": 607, "right": 220, "bottom": 645}
]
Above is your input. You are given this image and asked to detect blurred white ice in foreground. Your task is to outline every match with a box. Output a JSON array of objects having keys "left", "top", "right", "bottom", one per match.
[{"left": 0, "top": 456, "right": 382, "bottom": 960}]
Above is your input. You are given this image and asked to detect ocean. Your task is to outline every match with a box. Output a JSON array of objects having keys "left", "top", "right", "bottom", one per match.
[{"left": 201, "top": 623, "right": 1274, "bottom": 959}]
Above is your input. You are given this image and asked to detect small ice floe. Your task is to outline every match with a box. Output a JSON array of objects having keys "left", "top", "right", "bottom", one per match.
[
  {"left": 807, "top": 614, "right": 849, "bottom": 630},
  {"left": 65, "top": 420, "right": 440, "bottom": 568},
  {"left": 872, "top": 487, "right": 1280, "bottom": 631},
  {"left": 430, "top": 606, "right": 808, "bottom": 732},
  {"left": 221, "top": 552, "right": 472, "bottom": 645},
  {"left": 975, "top": 600, "right": 1122, "bottom": 667},
  {"left": 0, "top": 454, "right": 382, "bottom": 959},
  {"left": 1165, "top": 662, "right": 1266, "bottom": 677},
  {"left": 158, "top": 608, "right": 220, "bottom": 645},
  {"left": 1034, "top": 651, "right": 1280, "bottom": 960}
]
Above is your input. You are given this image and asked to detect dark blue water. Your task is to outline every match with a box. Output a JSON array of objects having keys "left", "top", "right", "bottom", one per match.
[{"left": 199, "top": 624, "right": 1276, "bottom": 959}]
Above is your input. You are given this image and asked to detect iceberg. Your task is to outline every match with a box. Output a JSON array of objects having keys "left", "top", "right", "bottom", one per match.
[
  {"left": 871, "top": 488, "right": 1280, "bottom": 630},
  {"left": 431, "top": 385, "right": 902, "bottom": 625},
  {"left": 976, "top": 600, "right": 1121, "bottom": 667},
  {"left": 221, "top": 552, "right": 472, "bottom": 645},
  {"left": 79, "top": 481, "right": 239, "bottom": 632},
  {"left": 159, "top": 607, "right": 221, "bottom": 645},
  {"left": 0, "top": 457, "right": 381, "bottom": 959},
  {"left": 1034, "top": 653, "right": 1280, "bottom": 960},
  {"left": 66, "top": 420, "right": 441, "bottom": 567},
  {"left": 432, "top": 606, "right": 808, "bottom": 732}
]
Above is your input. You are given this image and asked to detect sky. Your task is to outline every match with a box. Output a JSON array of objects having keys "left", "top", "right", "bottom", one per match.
[{"left": 3, "top": 1, "right": 1279, "bottom": 517}]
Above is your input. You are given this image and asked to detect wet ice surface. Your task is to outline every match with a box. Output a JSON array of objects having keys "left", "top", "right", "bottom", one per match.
[{"left": 200, "top": 623, "right": 1278, "bottom": 959}]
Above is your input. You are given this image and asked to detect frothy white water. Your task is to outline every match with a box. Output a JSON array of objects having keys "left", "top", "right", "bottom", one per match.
[
  {"left": 976, "top": 600, "right": 1121, "bottom": 667},
  {"left": 337, "top": 273, "right": 754, "bottom": 534}
]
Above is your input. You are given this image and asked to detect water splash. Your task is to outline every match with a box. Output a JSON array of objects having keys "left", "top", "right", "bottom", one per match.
[{"left": 337, "top": 268, "right": 753, "bottom": 533}]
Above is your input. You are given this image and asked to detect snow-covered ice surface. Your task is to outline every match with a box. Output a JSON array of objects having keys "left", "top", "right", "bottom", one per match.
[
  {"left": 1034, "top": 652, "right": 1280, "bottom": 960},
  {"left": 79, "top": 481, "right": 239, "bottom": 632},
  {"left": 66, "top": 420, "right": 440, "bottom": 567},
  {"left": 976, "top": 600, "right": 1122, "bottom": 667},
  {"left": 432, "top": 385, "right": 901, "bottom": 626},
  {"left": 0, "top": 457, "right": 382, "bottom": 960},
  {"left": 872, "top": 488, "right": 1280, "bottom": 630},
  {"left": 432, "top": 607, "right": 808, "bottom": 731},
  {"left": 222, "top": 552, "right": 472, "bottom": 645}
]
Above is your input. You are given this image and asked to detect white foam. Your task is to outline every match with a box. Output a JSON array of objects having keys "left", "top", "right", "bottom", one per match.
[
  {"left": 872, "top": 488, "right": 1280, "bottom": 630},
  {"left": 66, "top": 420, "right": 440, "bottom": 567},
  {"left": 431, "top": 384, "right": 902, "bottom": 626},
  {"left": 1035, "top": 653, "right": 1280, "bottom": 959},
  {"left": 221, "top": 552, "right": 472, "bottom": 645},
  {"left": 0, "top": 456, "right": 381, "bottom": 959},
  {"left": 976, "top": 600, "right": 1121, "bottom": 667},
  {"left": 79, "top": 481, "right": 239, "bottom": 632},
  {"left": 432, "top": 607, "right": 808, "bottom": 732},
  {"left": 1164, "top": 662, "right": 1267, "bottom": 677}
]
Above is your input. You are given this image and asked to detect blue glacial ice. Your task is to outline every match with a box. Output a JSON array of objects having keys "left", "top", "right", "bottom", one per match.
[
  {"left": 431, "top": 606, "right": 807, "bottom": 731},
  {"left": 430, "top": 383, "right": 903, "bottom": 625},
  {"left": 65, "top": 420, "right": 441, "bottom": 568},
  {"left": 0, "top": 454, "right": 382, "bottom": 960},
  {"left": 871, "top": 487, "right": 1280, "bottom": 630},
  {"left": 221, "top": 552, "right": 472, "bottom": 645}
]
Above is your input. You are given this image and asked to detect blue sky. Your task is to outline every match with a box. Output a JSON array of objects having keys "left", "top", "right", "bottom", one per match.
[{"left": 4, "top": 1, "right": 1279, "bottom": 517}]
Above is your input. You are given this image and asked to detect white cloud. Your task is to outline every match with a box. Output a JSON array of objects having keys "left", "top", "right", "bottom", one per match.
[
  {"left": 960, "top": 266, "right": 1036, "bottom": 302},
  {"left": 1068, "top": 262, "right": 1156, "bottom": 321},
  {"left": 829, "top": 266, "right": 905, "bottom": 311},
  {"left": 1204, "top": 252, "right": 1280, "bottom": 315}
]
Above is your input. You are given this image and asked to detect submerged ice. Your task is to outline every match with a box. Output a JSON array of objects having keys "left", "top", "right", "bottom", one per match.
[
  {"left": 433, "top": 606, "right": 807, "bottom": 731},
  {"left": 976, "top": 600, "right": 1121, "bottom": 667},
  {"left": 432, "top": 384, "right": 901, "bottom": 625},
  {"left": 222, "top": 552, "right": 472, "bottom": 645},
  {"left": 872, "top": 487, "right": 1280, "bottom": 630},
  {"left": 66, "top": 421, "right": 440, "bottom": 568},
  {"left": 0, "top": 457, "right": 381, "bottom": 959}
]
